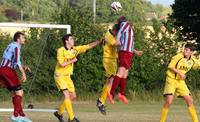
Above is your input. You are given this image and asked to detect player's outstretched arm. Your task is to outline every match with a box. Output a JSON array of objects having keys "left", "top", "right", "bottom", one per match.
[{"left": 88, "top": 40, "right": 102, "bottom": 50}]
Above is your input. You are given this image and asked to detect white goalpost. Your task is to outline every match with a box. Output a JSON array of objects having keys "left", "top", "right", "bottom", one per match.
[
  {"left": 0, "top": 22, "right": 71, "bottom": 113},
  {"left": 0, "top": 23, "right": 71, "bottom": 34}
]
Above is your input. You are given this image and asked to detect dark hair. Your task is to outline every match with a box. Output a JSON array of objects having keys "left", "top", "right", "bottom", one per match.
[
  {"left": 117, "top": 16, "right": 127, "bottom": 24},
  {"left": 62, "top": 34, "right": 72, "bottom": 46},
  {"left": 13, "top": 31, "right": 24, "bottom": 42},
  {"left": 112, "top": 23, "right": 120, "bottom": 32},
  {"left": 185, "top": 43, "right": 196, "bottom": 51}
]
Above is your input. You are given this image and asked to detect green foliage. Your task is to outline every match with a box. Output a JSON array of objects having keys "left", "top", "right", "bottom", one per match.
[{"left": 1, "top": 0, "right": 200, "bottom": 100}]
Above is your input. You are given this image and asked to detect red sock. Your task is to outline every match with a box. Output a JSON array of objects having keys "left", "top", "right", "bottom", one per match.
[
  {"left": 12, "top": 95, "right": 25, "bottom": 117},
  {"left": 12, "top": 96, "right": 18, "bottom": 117},
  {"left": 110, "top": 75, "right": 121, "bottom": 96},
  {"left": 120, "top": 78, "right": 126, "bottom": 95}
]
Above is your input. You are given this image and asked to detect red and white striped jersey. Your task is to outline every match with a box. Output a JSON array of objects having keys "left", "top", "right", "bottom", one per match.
[{"left": 117, "top": 21, "right": 134, "bottom": 53}]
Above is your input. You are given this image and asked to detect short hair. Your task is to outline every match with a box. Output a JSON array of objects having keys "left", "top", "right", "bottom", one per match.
[
  {"left": 185, "top": 43, "right": 196, "bottom": 51},
  {"left": 112, "top": 23, "right": 120, "bottom": 32},
  {"left": 13, "top": 31, "right": 24, "bottom": 42},
  {"left": 117, "top": 16, "right": 127, "bottom": 24},
  {"left": 62, "top": 34, "right": 72, "bottom": 46}
]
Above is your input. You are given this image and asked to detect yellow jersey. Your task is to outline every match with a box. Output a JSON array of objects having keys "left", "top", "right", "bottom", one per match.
[
  {"left": 103, "top": 30, "right": 118, "bottom": 58},
  {"left": 167, "top": 53, "right": 200, "bottom": 79},
  {"left": 54, "top": 45, "right": 90, "bottom": 75}
]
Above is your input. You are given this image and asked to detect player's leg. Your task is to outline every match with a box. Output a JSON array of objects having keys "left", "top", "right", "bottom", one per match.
[
  {"left": 160, "top": 95, "right": 174, "bottom": 122},
  {"left": 117, "top": 69, "right": 129, "bottom": 104},
  {"left": 109, "top": 67, "right": 126, "bottom": 97},
  {"left": 183, "top": 95, "right": 198, "bottom": 122},
  {"left": 13, "top": 89, "right": 24, "bottom": 117},
  {"left": 1, "top": 67, "right": 32, "bottom": 122},
  {"left": 13, "top": 89, "right": 32, "bottom": 122},
  {"left": 113, "top": 51, "right": 132, "bottom": 104},
  {"left": 54, "top": 102, "right": 65, "bottom": 122},
  {"left": 54, "top": 75, "right": 74, "bottom": 122},
  {"left": 65, "top": 77, "right": 79, "bottom": 122},
  {"left": 99, "top": 77, "right": 113, "bottom": 105},
  {"left": 184, "top": 96, "right": 198, "bottom": 122},
  {"left": 62, "top": 90, "right": 75, "bottom": 121},
  {"left": 55, "top": 90, "right": 79, "bottom": 122},
  {"left": 160, "top": 77, "right": 176, "bottom": 122},
  {"left": 97, "top": 76, "right": 114, "bottom": 115},
  {"left": 178, "top": 81, "right": 198, "bottom": 122},
  {"left": 120, "top": 69, "right": 128, "bottom": 95}
]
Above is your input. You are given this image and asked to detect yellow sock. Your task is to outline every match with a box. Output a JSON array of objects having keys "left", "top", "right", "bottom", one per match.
[
  {"left": 64, "top": 99, "right": 75, "bottom": 120},
  {"left": 99, "top": 85, "right": 111, "bottom": 105},
  {"left": 58, "top": 102, "right": 65, "bottom": 115},
  {"left": 188, "top": 106, "right": 198, "bottom": 122},
  {"left": 160, "top": 107, "right": 169, "bottom": 122}
]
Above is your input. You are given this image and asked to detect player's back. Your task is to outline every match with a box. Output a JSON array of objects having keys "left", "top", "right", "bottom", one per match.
[
  {"left": 103, "top": 30, "right": 118, "bottom": 58},
  {"left": 1, "top": 42, "right": 20, "bottom": 69}
]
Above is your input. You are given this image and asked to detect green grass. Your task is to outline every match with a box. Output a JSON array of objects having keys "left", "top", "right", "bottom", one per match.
[{"left": 0, "top": 100, "right": 199, "bottom": 122}]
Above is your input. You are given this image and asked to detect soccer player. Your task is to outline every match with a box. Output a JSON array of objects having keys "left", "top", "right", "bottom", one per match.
[
  {"left": 0, "top": 31, "right": 32, "bottom": 122},
  {"left": 96, "top": 23, "right": 120, "bottom": 115},
  {"left": 160, "top": 43, "right": 200, "bottom": 122},
  {"left": 108, "top": 16, "right": 143, "bottom": 104},
  {"left": 54, "top": 34, "right": 102, "bottom": 122}
]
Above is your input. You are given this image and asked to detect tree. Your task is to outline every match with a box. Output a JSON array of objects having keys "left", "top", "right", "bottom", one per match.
[{"left": 170, "top": 0, "right": 200, "bottom": 43}]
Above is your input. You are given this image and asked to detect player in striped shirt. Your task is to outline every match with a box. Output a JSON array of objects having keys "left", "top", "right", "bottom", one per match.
[
  {"left": 0, "top": 31, "right": 32, "bottom": 122},
  {"left": 108, "top": 16, "right": 143, "bottom": 104},
  {"left": 53, "top": 34, "right": 102, "bottom": 122}
]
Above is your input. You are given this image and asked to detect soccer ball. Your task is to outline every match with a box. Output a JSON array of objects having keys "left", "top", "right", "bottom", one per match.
[{"left": 110, "top": 1, "right": 122, "bottom": 13}]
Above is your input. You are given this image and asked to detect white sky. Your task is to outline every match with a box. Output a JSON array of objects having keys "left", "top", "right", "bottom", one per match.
[{"left": 147, "top": 0, "right": 174, "bottom": 6}]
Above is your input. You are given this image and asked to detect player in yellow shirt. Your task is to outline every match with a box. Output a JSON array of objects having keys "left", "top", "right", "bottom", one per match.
[
  {"left": 54, "top": 34, "right": 101, "bottom": 122},
  {"left": 160, "top": 43, "right": 200, "bottom": 122},
  {"left": 96, "top": 24, "right": 120, "bottom": 115}
]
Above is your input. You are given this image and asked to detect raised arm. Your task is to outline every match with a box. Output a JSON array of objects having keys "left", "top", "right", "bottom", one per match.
[{"left": 87, "top": 40, "right": 102, "bottom": 50}]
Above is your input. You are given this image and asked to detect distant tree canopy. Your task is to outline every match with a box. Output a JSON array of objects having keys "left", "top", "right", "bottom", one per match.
[
  {"left": 170, "top": 0, "right": 200, "bottom": 43},
  {"left": 0, "top": 0, "right": 169, "bottom": 24}
]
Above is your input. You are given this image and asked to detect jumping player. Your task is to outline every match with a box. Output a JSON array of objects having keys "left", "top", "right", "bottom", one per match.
[
  {"left": 0, "top": 31, "right": 32, "bottom": 122},
  {"left": 108, "top": 16, "right": 143, "bottom": 104},
  {"left": 96, "top": 23, "right": 120, "bottom": 115},
  {"left": 160, "top": 43, "right": 200, "bottom": 122},
  {"left": 54, "top": 34, "right": 101, "bottom": 122}
]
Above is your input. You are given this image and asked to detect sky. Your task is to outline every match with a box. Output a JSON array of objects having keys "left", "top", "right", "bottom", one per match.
[{"left": 147, "top": 0, "right": 174, "bottom": 6}]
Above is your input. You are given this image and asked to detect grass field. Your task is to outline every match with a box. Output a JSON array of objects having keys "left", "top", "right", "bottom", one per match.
[{"left": 0, "top": 100, "right": 199, "bottom": 122}]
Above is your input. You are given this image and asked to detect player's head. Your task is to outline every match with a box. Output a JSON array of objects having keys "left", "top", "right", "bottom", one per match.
[
  {"left": 62, "top": 34, "right": 74, "bottom": 49},
  {"left": 111, "top": 23, "right": 120, "bottom": 36},
  {"left": 183, "top": 43, "right": 196, "bottom": 57},
  {"left": 117, "top": 16, "right": 127, "bottom": 25},
  {"left": 14, "top": 31, "right": 25, "bottom": 45}
]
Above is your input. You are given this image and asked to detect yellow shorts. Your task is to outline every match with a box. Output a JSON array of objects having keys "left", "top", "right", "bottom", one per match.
[
  {"left": 103, "top": 58, "right": 117, "bottom": 78},
  {"left": 54, "top": 74, "right": 75, "bottom": 92},
  {"left": 163, "top": 77, "right": 190, "bottom": 97}
]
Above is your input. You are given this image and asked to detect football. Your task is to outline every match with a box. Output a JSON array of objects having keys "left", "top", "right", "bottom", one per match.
[{"left": 110, "top": 1, "right": 122, "bottom": 13}]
